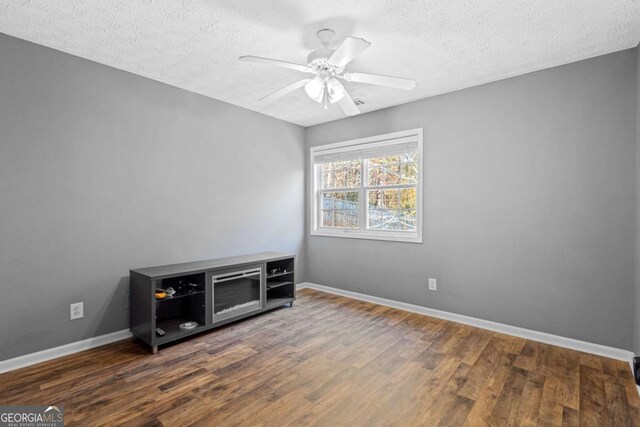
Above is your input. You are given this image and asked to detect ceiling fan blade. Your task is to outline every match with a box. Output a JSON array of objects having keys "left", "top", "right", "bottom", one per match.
[
  {"left": 337, "top": 91, "right": 360, "bottom": 116},
  {"left": 239, "top": 55, "right": 312, "bottom": 73},
  {"left": 327, "top": 37, "right": 371, "bottom": 68},
  {"left": 260, "top": 79, "right": 312, "bottom": 102},
  {"left": 343, "top": 72, "right": 416, "bottom": 90}
]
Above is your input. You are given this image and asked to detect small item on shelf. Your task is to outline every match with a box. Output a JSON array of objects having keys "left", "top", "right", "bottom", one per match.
[
  {"left": 155, "top": 289, "right": 167, "bottom": 299},
  {"left": 165, "top": 287, "right": 176, "bottom": 296},
  {"left": 155, "top": 328, "right": 166, "bottom": 336},
  {"left": 270, "top": 268, "right": 279, "bottom": 275},
  {"left": 179, "top": 321, "right": 198, "bottom": 330}
]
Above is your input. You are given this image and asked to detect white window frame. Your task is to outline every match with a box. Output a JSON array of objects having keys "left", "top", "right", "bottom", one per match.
[{"left": 309, "top": 128, "right": 423, "bottom": 243}]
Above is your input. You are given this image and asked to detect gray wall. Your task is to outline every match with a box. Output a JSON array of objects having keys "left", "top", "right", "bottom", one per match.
[
  {"left": 306, "top": 49, "right": 637, "bottom": 350},
  {"left": 0, "top": 34, "right": 305, "bottom": 361},
  {"left": 1, "top": 32, "right": 637, "bottom": 360},
  {"left": 635, "top": 45, "right": 640, "bottom": 355}
]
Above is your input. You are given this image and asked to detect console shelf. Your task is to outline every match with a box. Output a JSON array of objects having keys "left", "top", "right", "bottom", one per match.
[
  {"left": 266, "top": 280, "right": 294, "bottom": 290},
  {"left": 155, "top": 289, "right": 205, "bottom": 302},
  {"left": 154, "top": 318, "right": 207, "bottom": 345},
  {"left": 130, "top": 252, "right": 295, "bottom": 353},
  {"left": 266, "top": 271, "right": 294, "bottom": 279}
]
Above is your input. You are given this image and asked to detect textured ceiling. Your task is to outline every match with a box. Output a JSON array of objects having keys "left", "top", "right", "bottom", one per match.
[{"left": 1, "top": 0, "right": 639, "bottom": 127}]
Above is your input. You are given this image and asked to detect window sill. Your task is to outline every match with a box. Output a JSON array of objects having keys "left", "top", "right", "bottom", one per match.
[{"left": 310, "top": 229, "right": 422, "bottom": 244}]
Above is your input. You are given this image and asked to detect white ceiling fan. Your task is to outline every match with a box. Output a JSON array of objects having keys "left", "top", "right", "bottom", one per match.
[{"left": 239, "top": 29, "right": 416, "bottom": 116}]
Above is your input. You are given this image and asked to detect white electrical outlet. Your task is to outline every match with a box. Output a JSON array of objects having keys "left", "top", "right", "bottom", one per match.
[
  {"left": 428, "top": 278, "right": 437, "bottom": 291},
  {"left": 70, "top": 302, "right": 84, "bottom": 320}
]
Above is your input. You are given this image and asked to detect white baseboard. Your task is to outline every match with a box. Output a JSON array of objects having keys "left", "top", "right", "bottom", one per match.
[
  {"left": 297, "top": 282, "right": 634, "bottom": 362},
  {"left": 0, "top": 329, "right": 132, "bottom": 374},
  {"left": 1, "top": 283, "right": 637, "bottom": 397}
]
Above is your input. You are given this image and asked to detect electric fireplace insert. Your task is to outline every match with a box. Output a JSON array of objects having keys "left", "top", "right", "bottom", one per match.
[{"left": 211, "top": 267, "right": 262, "bottom": 322}]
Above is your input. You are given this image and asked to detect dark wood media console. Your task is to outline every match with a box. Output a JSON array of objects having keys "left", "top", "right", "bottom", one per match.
[{"left": 130, "top": 252, "right": 295, "bottom": 353}]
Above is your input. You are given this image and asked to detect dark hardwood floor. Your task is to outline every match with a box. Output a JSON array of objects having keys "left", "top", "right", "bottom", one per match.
[{"left": 1, "top": 288, "right": 639, "bottom": 426}]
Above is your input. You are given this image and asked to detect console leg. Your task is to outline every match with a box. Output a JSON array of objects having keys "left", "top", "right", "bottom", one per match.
[
  {"left": 290, "top": 301, "right": 294, "bottom": 307},
  {"left": 152, "top": 345, "right": 158, "bottom": 354}
]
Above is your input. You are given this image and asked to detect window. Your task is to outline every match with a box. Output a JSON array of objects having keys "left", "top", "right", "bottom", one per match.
[{"left": 310, "top": 128, "right": 423, "bottom": 243}]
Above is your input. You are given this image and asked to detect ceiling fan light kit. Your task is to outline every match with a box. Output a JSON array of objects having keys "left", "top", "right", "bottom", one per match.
[
  {"left": 326, "top": 78, "right": 345, "bottom": 103},
  {"left": 305, "top": 73, "right": 326, "bottom": 103},
  {"left": 239, "top": 29, "right": 417, "bottom": 117}
]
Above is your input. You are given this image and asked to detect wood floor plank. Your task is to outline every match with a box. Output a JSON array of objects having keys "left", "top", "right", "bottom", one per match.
[
  {"left": 461, "top": 349, "right": 515, "bottom": 426},
  {"left": 561, "top": 406, "right": 579, "bottom": 427},
  {"left": 423, "top": 361, "right": 472, "bottom": 424},
  {"left": 487, "top": 366, "right": 527, "bottom": 426},
  {"left": 562, "top": 349, "right": 580, "bottom": 411},
  {"left": 513, "top": 340, "right": 538, "bottom": 372},
  {"left": 514, "top": 371, "right": 546, "bottom": 425},
  {"left": 603, "top": 373, "right": 634, "bottom": 426},
  {"left": 457, "top": 338, "right": 501, "bottom": 400},
  {"left": 537, "top": 372, "right": 565, "bottom": 426},
  {"left": 438, "top": 395, "right": 475, "bottom": 427},
  {"left": 0, "top": 288, "right": 637, "bottom": 426},
  {"left": 579, "top": 364, "right": 608, "bottom": 426}
]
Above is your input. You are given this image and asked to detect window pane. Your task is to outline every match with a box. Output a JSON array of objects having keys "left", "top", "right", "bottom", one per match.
[
  {"left": 321, "top": 171, "right": 332, "bottom": 187},
  {"left": 367, "top": 208, "right": 383, "bottom": 230},
  {"left": 399, "top": 188, "right": 417, "bottom": 210},
  {"left": 402, "top": 152, "right": 417, "bottom": 163},
  {"left": 368, "top": 209, "right": 416, "bottom": 231},
  {"left": 368, "top": 189, "right": 416, "bottom": 209},
  {"left": 321, "top": 160, "right": 360, "bottom": 189},
  {"left": 399, "top": 209, "right": 417, "bottom": 230},
  {"left": 321, "top": 209, "right": 358, "bottom": 228},
  {"left": 322, "top": 191, "right": 358, "bottom": 210},
  {"left": 368, "top": 153, "right": 418, "bottom": 186},
  {"left": 366, "top": 184, "right": 417, "bottom": 230},
  {"left": 383, "top": 189, "right": 400, "bottom": 208},
  {"left": 368, "top": 165, "right": 401, "bottom": 186},
  {"left": 333, "top": 209, "right": 359, "bottom": 228},
  {"left": 322, "top": 210, "right": 334, "bottom": 227},
  {"left": 321, "top": 190, "right": 359, "bottom": 229},
  {"left": 400, "top": 157, "right": 418, "bottom": 184},
  {"left": 369, "top": 155, "right": 399, "bottom": 166},
  {"left": 368, "top": 158, "right": 401, "bottom": 186},
  {"left": 368, "top": 189, "right": 381, "bottom": 208},
  {"left": 368, "top": 189, "right": 416, "bottom": 211}
]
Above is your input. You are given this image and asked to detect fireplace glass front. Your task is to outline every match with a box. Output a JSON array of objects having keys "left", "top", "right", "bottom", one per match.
[{"left": 212, "top": 267, "right": 262, "bottom": 322}]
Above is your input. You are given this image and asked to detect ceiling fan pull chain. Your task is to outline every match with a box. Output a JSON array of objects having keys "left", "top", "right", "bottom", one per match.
[{"left": 323, "top": 84, "right": 329, "bottom": 110}]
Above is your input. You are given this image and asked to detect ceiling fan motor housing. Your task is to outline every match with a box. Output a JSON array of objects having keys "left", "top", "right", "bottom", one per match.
[
  {"left": 307, "top": 29, "right": 342, "bottom": 73},
  {"left": 307, "top": 48, "right": 335, "bottom": 68}
]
